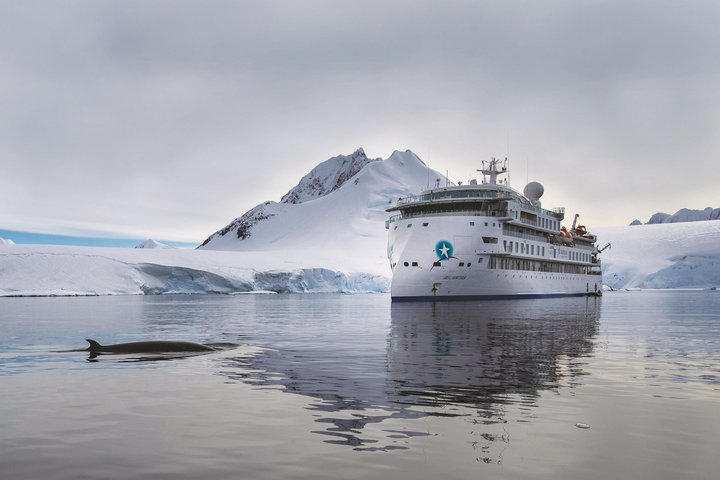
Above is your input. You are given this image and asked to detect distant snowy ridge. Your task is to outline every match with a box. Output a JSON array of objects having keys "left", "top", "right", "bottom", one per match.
[
  {"left": 135, "top": 239, "right": 174, "bottom": 249},
  {"left": 630, "top": 207, "right": 720, "bottom": 225},
  {"left": 0, "top": 238, "right": 14, "bottom": 246}
]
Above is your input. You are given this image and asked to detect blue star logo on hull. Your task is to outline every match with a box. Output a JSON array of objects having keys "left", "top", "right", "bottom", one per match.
[{"left": 435, "top": 240, "right": 454, "bottom": 261}]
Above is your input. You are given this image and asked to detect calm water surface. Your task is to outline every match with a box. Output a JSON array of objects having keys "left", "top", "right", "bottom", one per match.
[{"left": 1, "top": 291, "right": 718, "bottom": 479}]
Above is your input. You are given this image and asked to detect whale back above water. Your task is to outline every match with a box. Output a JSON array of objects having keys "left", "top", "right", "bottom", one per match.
[{"left": 85, "top": 338, "right": 215, "bottom": 355}]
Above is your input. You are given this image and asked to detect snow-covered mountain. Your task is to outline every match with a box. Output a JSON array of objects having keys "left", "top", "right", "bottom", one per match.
[
  {"left": 198, "top": 148, "right": 450, "bottom": 275},
  {"left": 135, "top": 239, "right": 174, "bottom": 249},
  {"left": 631, "top": 207, "right": 720, "bottom": 225},
  {"left": 0, "top": 238, "right": 14, "bottom": 246}
]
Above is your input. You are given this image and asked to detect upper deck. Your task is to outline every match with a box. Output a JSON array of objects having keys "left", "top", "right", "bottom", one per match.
[
  {"left": 386, "top": 157, "right": 571, "bottom": 236},
  {"left": 387, "top": 183, "right": 514, "bottom": 210},
  {"left": 386, "top": 184, "right": 564, "bottom": 221}
]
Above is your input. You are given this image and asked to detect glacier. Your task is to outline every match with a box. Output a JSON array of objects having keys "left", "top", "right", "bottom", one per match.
[
  {"left": 595, "top": 221, "right": 720, "bottom": 290},
  {"left": 1, "top": 149, "right": 719, "bottom": 296},
  {"left": 0, "top": 245, "right": 390, "bottom": 296}
]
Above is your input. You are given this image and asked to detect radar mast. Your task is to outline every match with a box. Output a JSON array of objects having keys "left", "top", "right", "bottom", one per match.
[{"left": 478, "top": 157, "right": 508, "bottom": 185}]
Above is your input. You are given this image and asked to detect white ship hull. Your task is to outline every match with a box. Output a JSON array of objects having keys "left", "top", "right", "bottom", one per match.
[
  {"left": 388, "top": 213, "right": 602, "bottom": 301},
  {"left": 391, "top": 265, "right": 601, "bottom": 300}
]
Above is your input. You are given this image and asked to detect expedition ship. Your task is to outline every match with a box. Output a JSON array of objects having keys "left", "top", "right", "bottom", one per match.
[{"left": 385, "top": 158, "right": 605, "bottom": 301}]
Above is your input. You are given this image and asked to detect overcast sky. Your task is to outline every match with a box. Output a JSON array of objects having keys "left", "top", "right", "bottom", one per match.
[{"left": 1, "top": 0, "right": 718, "bottom": 243}]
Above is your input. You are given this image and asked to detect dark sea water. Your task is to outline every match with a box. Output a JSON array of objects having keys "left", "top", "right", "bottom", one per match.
[{"left": 1, "top": 291, "right": 718, "bottom": 479}]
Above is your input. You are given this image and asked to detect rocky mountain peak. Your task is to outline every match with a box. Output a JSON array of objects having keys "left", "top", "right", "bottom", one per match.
[{"left": 280, "top": 148, "right": 379, "bottom": 205}]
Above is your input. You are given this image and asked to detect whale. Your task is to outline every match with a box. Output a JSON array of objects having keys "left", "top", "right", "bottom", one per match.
[{"left": 85, "top": 338, "right": 216, "bottom": 355}]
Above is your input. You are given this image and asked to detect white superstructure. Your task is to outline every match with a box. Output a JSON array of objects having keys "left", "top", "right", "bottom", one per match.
[{"left": 385, "top": 158, "right": 604, "bottom": 301}]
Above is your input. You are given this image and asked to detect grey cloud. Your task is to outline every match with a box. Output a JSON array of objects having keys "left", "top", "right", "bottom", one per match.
[{"left": 0, "top": 0, "right": 718, "bottom": 240}]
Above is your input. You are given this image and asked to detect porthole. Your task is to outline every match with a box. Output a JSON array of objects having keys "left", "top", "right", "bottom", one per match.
[{"left": 403, "top": 262, "right": 409, "bottom": 267}]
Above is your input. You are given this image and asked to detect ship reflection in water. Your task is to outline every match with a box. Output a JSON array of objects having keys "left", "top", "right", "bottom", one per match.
[
  {"left": 220, "top": 297, "right": 600, "bottom": 455},
  {"left": 389, "top": 298, "right": 599, "bottom": 410}
]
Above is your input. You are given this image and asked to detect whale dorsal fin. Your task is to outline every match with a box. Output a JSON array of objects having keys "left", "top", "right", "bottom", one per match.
[{"left": 86, "top": 339, "right": 102, "bottom": 351}]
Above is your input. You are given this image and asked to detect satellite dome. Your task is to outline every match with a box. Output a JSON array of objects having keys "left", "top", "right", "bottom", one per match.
[{"left": 523, "top": 181, "right": 544, "bottom": 201}]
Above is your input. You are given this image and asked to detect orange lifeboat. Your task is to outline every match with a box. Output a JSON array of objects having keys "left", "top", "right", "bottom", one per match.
[
  {"left": 575, "top": 225, "right": 587, "bottom": 235},
  {"left": 559, "top": 227, "right": 574, "bottom": 243}
]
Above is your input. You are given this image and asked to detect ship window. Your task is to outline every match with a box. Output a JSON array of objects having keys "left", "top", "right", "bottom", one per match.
[
  {"left": 467, "top": 262, "right": 472, "bottom": 267},
  {"left": 433, "top": 261, "right": 441, "bottom": 267},
  {"left": 394, "top": 226, "right": 398, "bottom": 230},
  {"left": 422, "top": 222, "right": 429, "bottom": 227},
  {"left": 482, "top": 237, "right": 498, "bottom": 244},
  {"left": 531, "top": 245, "right": 535, "bottom": 255},
  {"left": 403, "top": 262, "right": 409, "bottom": 267},
  {"left": 407, "top": 224, "right": 412, "bottom": 228},
  {"left": 470, "top": 222, "right": 475, "bottom": 226},
  {"left": 411, "top": 262, "right": 418, "bottom": 267},
  {"left": 485, "top": 222, "right": 488, "bottom": 226}
]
